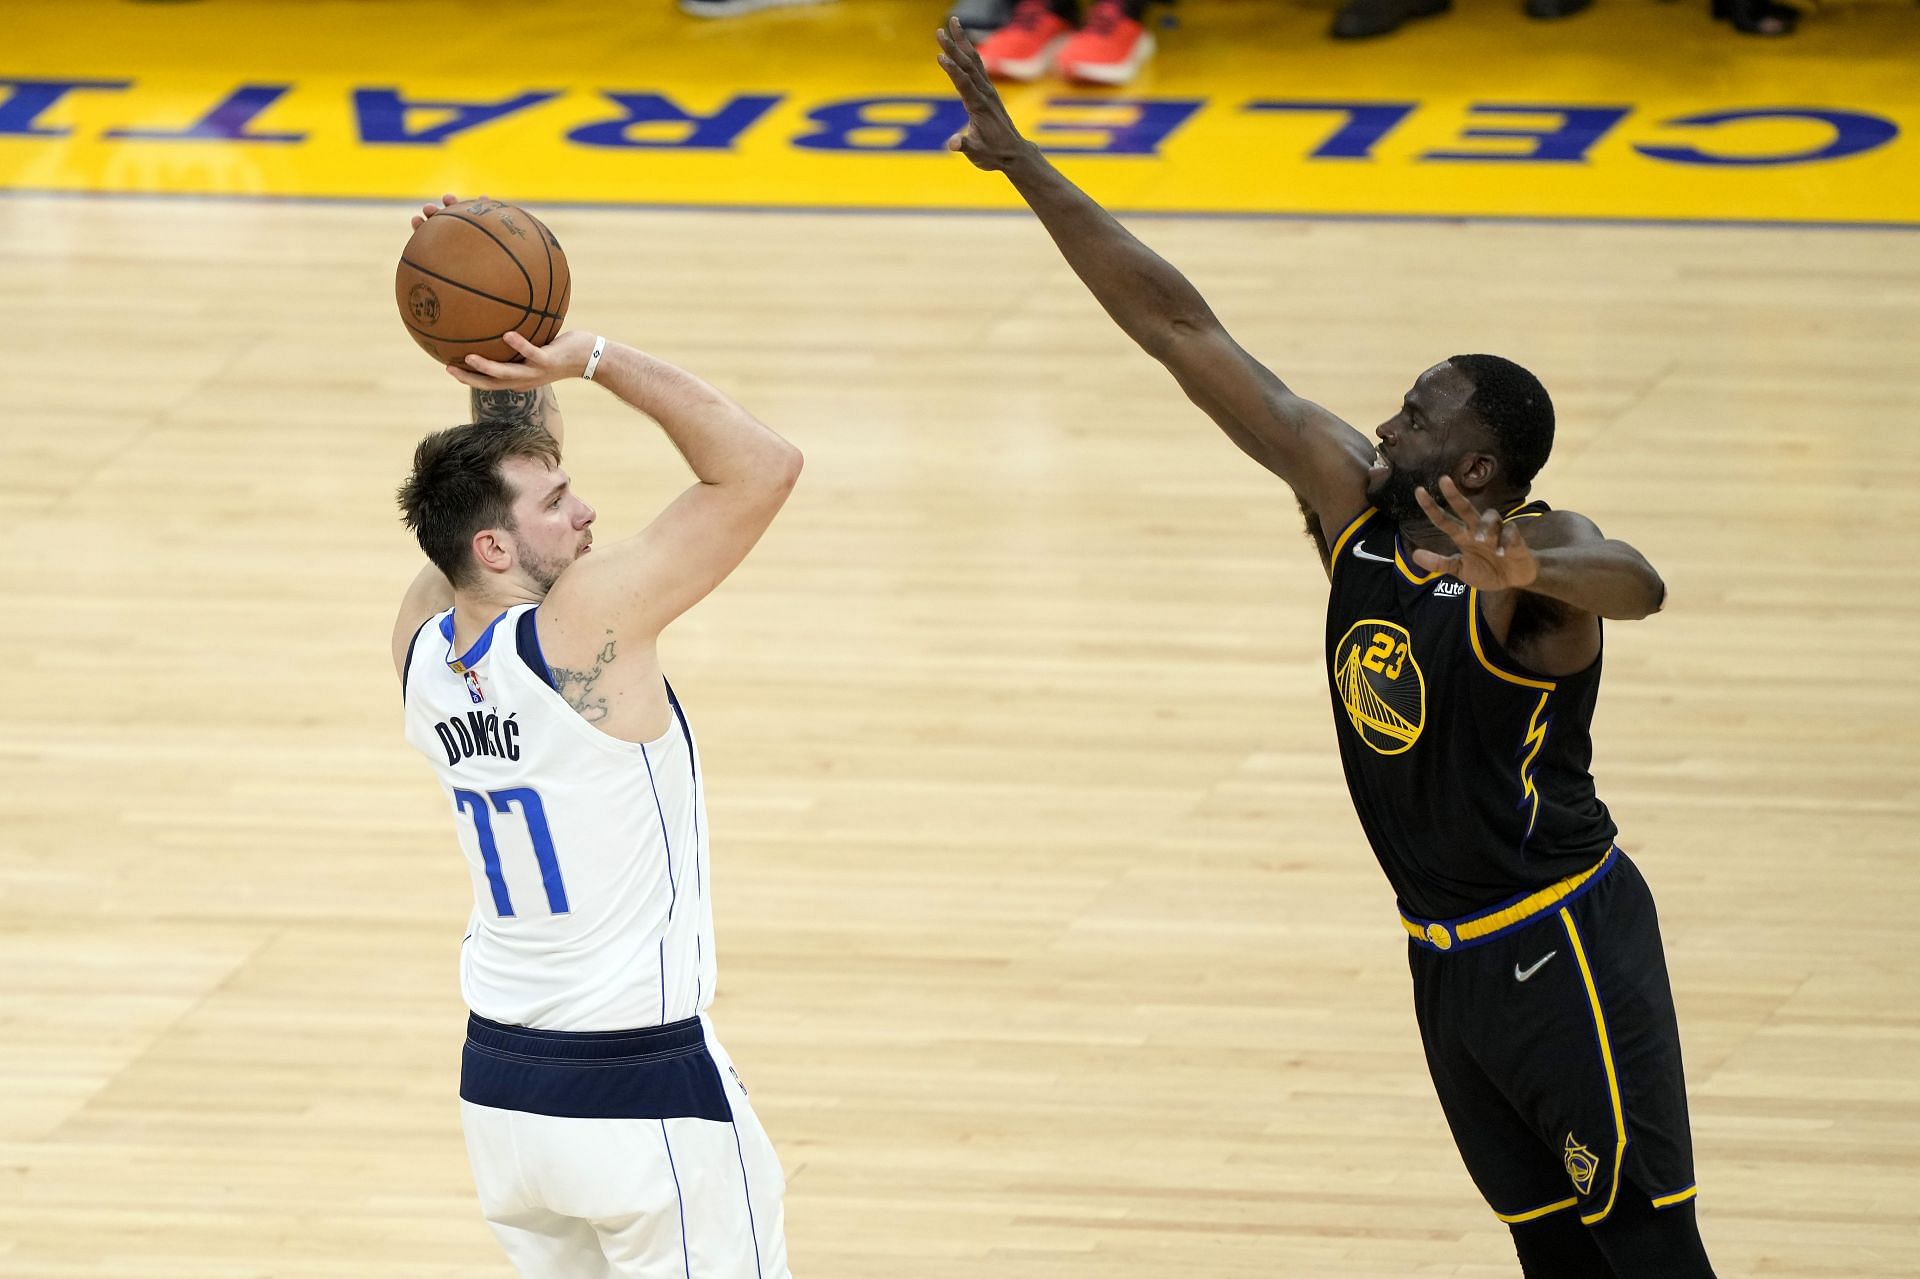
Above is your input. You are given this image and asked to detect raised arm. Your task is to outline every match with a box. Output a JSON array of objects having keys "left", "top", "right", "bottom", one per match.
[
  {"left": 472, "top": 385, "right": 565, "bottom": 450},
  {"left": 450, "top": 330, "right": 803, "bottom": 648},
  {"left": 390, "top": 218, "right": 570, "bottom": 684},
  {"left": 935, "top": 21, "right": 1373, "bottom": 533}
]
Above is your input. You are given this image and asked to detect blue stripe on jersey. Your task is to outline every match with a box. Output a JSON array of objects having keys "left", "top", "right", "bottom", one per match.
[
  {"left": 516, "top": 606, "right": 557, "bottom": 690},
  {"left": 667, "top": 679, "right": 705, "bottom": 1007},
  {"left": 442, "top": 608, "right": 509, "bottom": 670},
  {"left": 460, "top": 1013, "right": 733, "bottom": 1121},
  {"left": 641, "top": 743, "right": 678, "bottom": 912},
  {"left": 668, "top": 680, "right": 702, "bottom": 900}
]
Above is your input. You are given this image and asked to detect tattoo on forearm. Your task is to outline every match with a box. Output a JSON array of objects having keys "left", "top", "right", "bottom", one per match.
[
  {"left": 551, "top": 631, "right": 617, "bottom": 723},
  {"left": 471, "top": 386, "right": 556, "bottom": 428}
]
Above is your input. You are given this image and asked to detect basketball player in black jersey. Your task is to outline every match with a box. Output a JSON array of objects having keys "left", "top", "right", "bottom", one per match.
[{"left": 938, "top": 23, "right": 1716, "bottom": 1278}]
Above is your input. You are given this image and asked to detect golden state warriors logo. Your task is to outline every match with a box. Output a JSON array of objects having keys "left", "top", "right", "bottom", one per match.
[
  {"left": 1563, "top": 1133, "right": 1599, "bottom": 1195},
  {"left": 1335, "top": 620, "right": 1425, "bottom": 755}
]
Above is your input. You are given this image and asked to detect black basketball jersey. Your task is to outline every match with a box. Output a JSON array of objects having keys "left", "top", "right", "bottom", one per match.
[{"left": 1323, "top": 502, "right": 1618, "bottom": 920}]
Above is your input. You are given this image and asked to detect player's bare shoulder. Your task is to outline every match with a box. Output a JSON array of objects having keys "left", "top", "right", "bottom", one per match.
[
  {"left": 1311, "top": 407, "right": 1378, "bottom": 531},
  {"left": 544, "top": 625, "right": 625, "bottom": 727},
  {"left": 535, "top": 566, "right": 673, "bottom": 743},
  {"left": 393, "top": 565, "right": 454, "bottom": 682}
]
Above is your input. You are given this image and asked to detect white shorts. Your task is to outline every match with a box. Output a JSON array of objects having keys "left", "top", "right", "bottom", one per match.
[{"left": 458, "top": 1012, "right": 790, "bottom": 1279}]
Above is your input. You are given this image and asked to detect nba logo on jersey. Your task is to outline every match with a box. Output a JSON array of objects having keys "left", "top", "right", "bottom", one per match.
[{"left": 463, "top": 669, "right": 485, "bottom": 704}]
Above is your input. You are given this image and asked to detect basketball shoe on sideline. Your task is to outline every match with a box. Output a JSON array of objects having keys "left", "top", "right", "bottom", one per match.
[
  {"left": 1056, "top": 0, "right": 1156, "bottom": 84},
  {"left": 977, "top": 0, "right": 1075, "bottom": 81},
  {"left": 680, "top": 0, "right": 835, "bottom": 17},
  {"left": 949, "top": 0, "right": 1018, "bottom": 37}
]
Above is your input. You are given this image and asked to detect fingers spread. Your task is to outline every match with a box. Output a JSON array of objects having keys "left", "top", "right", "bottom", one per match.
[
  {"left": 1437, "top": 474, "right": 1481, "bottom": 527},
  {"left": 938, "top": 55, "right": 988, "bottom": 107},
  {"left": 1414, "top": 484, "right": 1449, "bottom": 526},
  {"left": 941, "top": 15, "right": 991, "bottom": 84}
]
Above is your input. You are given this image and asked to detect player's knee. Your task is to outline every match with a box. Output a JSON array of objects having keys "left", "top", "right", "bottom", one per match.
[
  {"left": 1509, "top": 1210, "right": 1612, "bottom": 1279},
  {"left": 1587, "top": 1184, "right": 1717, "bottom": 1278}
]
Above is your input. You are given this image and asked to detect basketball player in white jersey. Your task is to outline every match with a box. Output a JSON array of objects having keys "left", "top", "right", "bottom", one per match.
[{"left": 392, "top": 200, "right": 803, "bottom": 1278}]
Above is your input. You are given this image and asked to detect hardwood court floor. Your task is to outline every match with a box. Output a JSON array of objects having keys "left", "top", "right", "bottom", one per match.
[{"left": 1, "top": 195, "right": 1916, "bottom": 1276}]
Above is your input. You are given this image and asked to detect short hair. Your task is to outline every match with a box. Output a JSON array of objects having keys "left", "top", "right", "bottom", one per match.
[
  {"left": 397, "top": 421, "right": 560, "bottom": 586},
  {"left": 1448, "top": 354, "right": 1555, "bottom": 486}
]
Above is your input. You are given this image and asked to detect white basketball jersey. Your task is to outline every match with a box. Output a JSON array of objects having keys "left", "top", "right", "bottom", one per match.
[{"left": 402, "top": 604, "right": 716, "bottom": 1031}]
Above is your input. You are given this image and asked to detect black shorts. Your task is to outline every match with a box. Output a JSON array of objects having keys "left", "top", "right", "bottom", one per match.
[{"left": 1406, "top": 850, "right": 1700, "bottom": 1227}]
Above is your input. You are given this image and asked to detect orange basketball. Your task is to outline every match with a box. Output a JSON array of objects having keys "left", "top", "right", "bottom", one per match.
[{"left": 395, "top": 199, "right": 571, "bottom": 366}]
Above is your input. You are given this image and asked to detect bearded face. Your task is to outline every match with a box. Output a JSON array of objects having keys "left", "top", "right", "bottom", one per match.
[
  {"left": 1370, "top": 456, "right": 1446, "bottom": 525},
  {"left": 495, "top": 454, "right": 595, "bottom": 594},
  {"left": 518, "top": 539, "right": 577, "bottom": 593}
]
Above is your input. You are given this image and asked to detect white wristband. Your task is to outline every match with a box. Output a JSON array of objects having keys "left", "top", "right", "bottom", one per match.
[{"left": 582, "top": 335, "right": 606, "bottom": 382}]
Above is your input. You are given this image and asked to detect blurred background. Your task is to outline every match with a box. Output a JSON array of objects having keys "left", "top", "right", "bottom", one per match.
[{"left": 3, "top": 2, "right": 1917, "bottom": 1276}]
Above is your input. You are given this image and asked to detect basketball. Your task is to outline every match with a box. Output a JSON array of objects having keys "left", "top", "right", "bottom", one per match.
[{"left": 395, "top": 199, "right": 570, "bottom": 366}]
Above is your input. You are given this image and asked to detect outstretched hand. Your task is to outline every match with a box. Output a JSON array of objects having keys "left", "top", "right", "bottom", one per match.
[
  {"left": 936, "top": 18, "right": 1032, "bottom": 172},
  {"left": 1409, "top": 476, "right": 1541, "bottom": 591},
  {"left": 446, "top": 330, "right": 597, "bottom": 391}
]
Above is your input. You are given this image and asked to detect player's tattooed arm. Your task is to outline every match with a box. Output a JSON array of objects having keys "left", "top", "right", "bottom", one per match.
[
  {"left": 470, "top": 386, "right": 547, "bottom": 424},
  {"left": 471, "top": 386, "right": 566, "bottom": 450},
  {"left": 550, "top": 630, "right": 617, "bottom": 723}
]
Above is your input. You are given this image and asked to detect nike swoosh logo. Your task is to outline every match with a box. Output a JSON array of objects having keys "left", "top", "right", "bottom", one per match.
[
  {"left": 1351, "top": 544, "right": 1394, "bottom": 563},
  {"left": 1515, "top": 951, "right": 1558, "bottom": 982}
]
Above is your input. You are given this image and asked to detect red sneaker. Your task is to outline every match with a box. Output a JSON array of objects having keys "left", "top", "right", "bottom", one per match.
[
  {"left": 1056, "top": 0, "right": 1156, "bottom": 85},
  {"left": 977, "top": 0, "right": 1074, "bottom": 82}
]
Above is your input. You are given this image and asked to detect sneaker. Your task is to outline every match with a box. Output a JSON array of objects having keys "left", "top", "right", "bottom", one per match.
[
  {"left": 948, "top": 0, "right": 1018, "bottom": 38},
  {"left": 1056, "top": 0, "right": 1155, "bottom": 85},
  {"left": 680, "top": 0, "right": 835, "bottom": 18},
  {"left": 1328, "top": 0, "right": 1450, "bottom": 38},
  {"left": 976, "top": 0, "right": 1075, "bottom": 82}
]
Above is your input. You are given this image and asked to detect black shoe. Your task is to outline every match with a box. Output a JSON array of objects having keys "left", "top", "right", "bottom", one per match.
[
  {"left": 948, "top": 0, "right": 1018, "bottom": 37},
  {"left": 1523, "top": 0, "right": 1591, "bottom": 18},
  {"left": 1712, "top": 0, "right": 1797, "bottom": 34},
  {"left": 1330, "top": 0, "right": 1451, "bottom": 39}
]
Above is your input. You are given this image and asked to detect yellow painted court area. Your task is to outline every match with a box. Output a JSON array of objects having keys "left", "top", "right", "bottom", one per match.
[{"left": 4, "top": 0, "right": 1918, "bottom": 225}]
